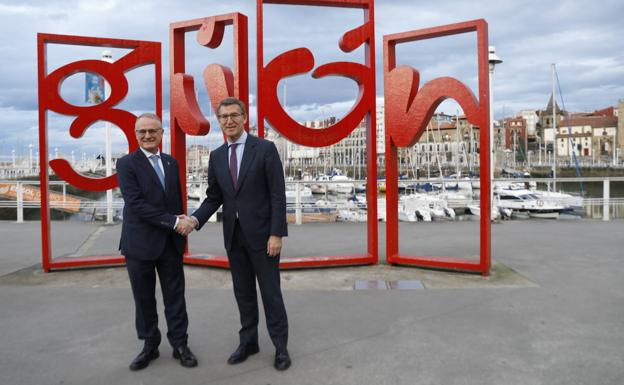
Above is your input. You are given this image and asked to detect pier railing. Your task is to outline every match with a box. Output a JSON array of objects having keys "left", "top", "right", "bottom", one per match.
[{"left": 1, "top": 177, "right": 623, "bottom": 223}]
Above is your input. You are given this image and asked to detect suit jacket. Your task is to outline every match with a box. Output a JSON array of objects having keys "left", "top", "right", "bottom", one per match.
[
  {"left": 192, "top": 134, "right": 287, "bottom": 252},
  {"left": 117, "top": 149, "right": 186, "bottom": 260}
]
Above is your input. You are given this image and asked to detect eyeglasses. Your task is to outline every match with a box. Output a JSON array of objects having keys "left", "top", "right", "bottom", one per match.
[
  {"left": 217, "top": 113, "right": 244, "bottom": 122},
  {"left": 135, "top": 128, "right": 162, "bottom": 136}
]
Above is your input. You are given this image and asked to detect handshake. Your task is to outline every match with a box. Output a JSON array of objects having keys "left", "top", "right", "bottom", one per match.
[{"left": 175, "top": 214, "right": 198, "bottom": 236}]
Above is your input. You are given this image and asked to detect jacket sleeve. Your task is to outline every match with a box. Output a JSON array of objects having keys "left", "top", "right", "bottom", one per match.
[
  {"left": 117, "top": 156, "right": 177, "bottom": 230},
  {"left": 265, "top": 141, "right": 288, "bottom": 237},
  {"left": 191, "top": 151, "right": 223, "bottom": 229}
]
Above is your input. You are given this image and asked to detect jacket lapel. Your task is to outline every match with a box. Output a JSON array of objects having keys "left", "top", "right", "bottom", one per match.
[
  {"left": 217, "top": 143, "right": 235, "bottom": 195},
  {"left": 161, "top": 154, "right": 175, "bottom": 195},
  {"left": 235, "top": 135, "right": 257, "bottom": 195}
]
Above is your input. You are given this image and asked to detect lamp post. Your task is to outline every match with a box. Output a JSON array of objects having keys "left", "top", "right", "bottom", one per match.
[
  {"left": 488, "top": 46, "right": 503, "bottom": 211},
  {"left": 102, "top": 50, "right": 114, "bottom": 224}
]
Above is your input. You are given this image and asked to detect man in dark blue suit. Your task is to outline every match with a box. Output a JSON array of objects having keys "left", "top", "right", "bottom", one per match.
[
  {"left": 182, "top": 97, "right": 291, "bottom": 371},
  {"left": 116, "top": 113, "right": 198, "bottom": 371}
]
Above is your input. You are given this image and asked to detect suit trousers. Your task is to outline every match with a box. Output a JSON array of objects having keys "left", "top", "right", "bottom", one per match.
[
  {"left": 125, "top": 237, "right": 189, "bottom": 349},
  {"left": 228, "top": 220, "right": 289, "bottom": 351}
]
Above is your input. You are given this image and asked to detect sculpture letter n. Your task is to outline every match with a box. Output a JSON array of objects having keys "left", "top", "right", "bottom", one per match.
[{"left": 383, "top": 19, "right": 492, "bottom": 276}]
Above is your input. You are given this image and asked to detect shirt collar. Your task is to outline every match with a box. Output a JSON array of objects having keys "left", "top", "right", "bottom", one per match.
[
  {"left": 139, "top": 147, "right": 161, "bottom": 159},
  {"left": 227, "top": 130, "right": 247, "bottom": 147}
]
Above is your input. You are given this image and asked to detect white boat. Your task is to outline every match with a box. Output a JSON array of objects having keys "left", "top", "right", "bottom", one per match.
[
  {"left": 398, "top": 208, "right": 424, "bottom": 222},
  {"left": 285, "top": 184, "right": 313, "bottom": 199},
  {"left": 309, "top": 175, "right": 330, "bottom": 194},
  {"left": 495, "top": 189, "right": 564, "bottom": 219},
  {"left": 438, "top": 191, "right": 473, "bottom": 209},
  {"left": 467, "top": 203, "right": 501, "bottom": 220},
  {"left": 494, "top": 180, "right": 537, "bottom": 192},
  {"left": 499, "top": 206, "right": 513, "bottom": 219},
  {"left": 187, "top": 184, "right": 203, "bottom": 200},
  {"left": 346, "top": 194, "right": 367, "bottom": 210},
  {"left": 445, "top": 207, "right": 457, "bottom": 219},
  {"left": 399, "top": 195, "right": 430, "bottom": 222},
  {"left": 445, "top": 175, "right": 475, "bottom": 193},
  {"left": 336, "top": 209, "right": 367, "bottom": 222},
  {"left": 528, "top": 211, "right": 559, "bottom": 219},
  {"left": 327, "top": 175, "right": 354, "bottom": 195},
  {"left": 530, "top": 190, "right": 583, "bottom": 210},
  {"left": 399, "top": 193, "right": 454, "bottom": 222}
]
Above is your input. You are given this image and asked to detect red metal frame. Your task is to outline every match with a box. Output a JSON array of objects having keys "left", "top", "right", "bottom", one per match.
[
  {"left": 38, "top": 10, "right": 493, "bottom": 274},
  {"left": 169, "top": 13, "right": 250, "bottom": 268},
  {"left": 256, "top": 0, "right": 378, "bottom": 268},
  {"left": 37, "top": 33, "right": 161, "bottom": 271},
  {"left": 383, "top": 20, "right": 491, "bottom": 275}
]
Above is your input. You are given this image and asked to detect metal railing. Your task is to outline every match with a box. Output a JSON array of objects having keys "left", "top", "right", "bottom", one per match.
[{"left": 2, "top": 177, "right": 623, "bottom": 223}]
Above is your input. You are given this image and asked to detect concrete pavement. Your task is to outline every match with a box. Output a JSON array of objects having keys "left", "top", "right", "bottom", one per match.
[{"left": 1, "top": 219, "right": 623, "bottom": 385}]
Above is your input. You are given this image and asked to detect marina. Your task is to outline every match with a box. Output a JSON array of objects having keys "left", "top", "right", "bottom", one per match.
[{"left": 2, "top": 175, "right": 623, "bottom": 224}]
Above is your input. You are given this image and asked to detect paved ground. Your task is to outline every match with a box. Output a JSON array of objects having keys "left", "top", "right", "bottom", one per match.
[{"left": 1, "top": 219, "right": 623, "bottom": 385}]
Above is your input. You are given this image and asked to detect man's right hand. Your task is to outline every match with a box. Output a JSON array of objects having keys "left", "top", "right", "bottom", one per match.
[{"left": 175, "top": 215, "right": 197, "bottom": 236}]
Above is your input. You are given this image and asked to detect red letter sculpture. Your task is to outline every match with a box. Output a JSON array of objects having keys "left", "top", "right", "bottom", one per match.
[
  {"left": 170, "top": 14, "right": 249, "bottom": 268},
  {"left": 384, "top": 20, "right": 492, "bottom": 275},
  {"left": 257, "top": 0, "right": 379, "bottom": 268},
  {"left": 37, "top": 8, "right": 494, "bottom": 275},
  {"left": 37, "top": 33, "right": 161, "bottom": 271}
]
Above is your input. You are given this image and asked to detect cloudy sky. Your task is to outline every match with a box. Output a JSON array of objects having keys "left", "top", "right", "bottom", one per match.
[{"left": 1, "top": 0, "right": 623, "bottom": 158}]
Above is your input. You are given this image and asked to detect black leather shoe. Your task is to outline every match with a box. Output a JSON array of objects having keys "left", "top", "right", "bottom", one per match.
[
  {"left": 227, "top": 344, "right": 260, "bottom": 365},
  {"left": 173, "top": 345, "right": 198, "bottom": 368},
  {"left": 129, "top": 347, "right": 159, "bottom": 371},
  {"left": 274, "top": 349, "right": 291, "bottom": 371}
]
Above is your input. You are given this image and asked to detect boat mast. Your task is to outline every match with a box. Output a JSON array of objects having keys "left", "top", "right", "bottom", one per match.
[
  {"left": 455, "top": 112, "right": 460, "bottom": 179},
  {"left": 552, "top": 63, "right": 557, "bottom": 191},
  {"left": 426, "top": 121, "right": 431, "bottom": 179}
]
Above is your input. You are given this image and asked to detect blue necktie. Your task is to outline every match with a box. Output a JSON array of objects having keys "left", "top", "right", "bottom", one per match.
[{"left": 149, "top": 154, "right": 165, "bottom": 189}]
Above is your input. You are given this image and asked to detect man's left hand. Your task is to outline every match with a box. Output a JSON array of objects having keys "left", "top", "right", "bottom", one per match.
[{"left": 267, "top": 235, "right": 282, "bottom": 257}]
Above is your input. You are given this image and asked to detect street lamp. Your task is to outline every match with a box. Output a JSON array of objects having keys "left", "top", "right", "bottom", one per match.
[
  {"left": 101, "top": 50, "right": 114, "bottom": 224},
  {"left": 488, "top": 45, "right": 503, "bottom": 212}
]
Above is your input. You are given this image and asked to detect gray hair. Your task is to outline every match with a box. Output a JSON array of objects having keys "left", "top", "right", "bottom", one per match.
[
  {"left": 135, "top": 113, "right": 163, "bottom": 130},
  {"left": 217, "top": 97, "right": 247, "bottom": 116}
]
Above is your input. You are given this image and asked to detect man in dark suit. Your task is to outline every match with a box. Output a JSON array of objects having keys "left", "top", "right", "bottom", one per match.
[
  {"left": 116, "top": 113, "right": 198, "bottom": 371},
  {"left": 180, "top": 97, "right": 291, "bottom": 371}
]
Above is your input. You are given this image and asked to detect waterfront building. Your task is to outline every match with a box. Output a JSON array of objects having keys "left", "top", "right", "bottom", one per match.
[
  {"left": 186, "top": 144, "right": 210, "bottom": 174},
  {"left": 376, "top": 105, "right": 385, "bottom": 166},
  {"left": 504, "top": 117, "right": 528, "bottom": 157},
  {"left": 557, "top": 115, "right": 617, "bottom": 159},
  {"left": 518, "top": 109, "right": 539, "bottom": 138},
  {"left": 266, "top": 111, "right": 379, "bottom": 179}
]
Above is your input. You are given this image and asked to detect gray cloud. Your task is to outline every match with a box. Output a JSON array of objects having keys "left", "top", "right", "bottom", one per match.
[{"left": 1, "top": 0, "right": 622, "bottom": 155}]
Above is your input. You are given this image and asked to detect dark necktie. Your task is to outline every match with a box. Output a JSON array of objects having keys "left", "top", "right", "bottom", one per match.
[
  {"left": 229, "top": 143, "right": 238, "bottom": 189},
  {"left": 149, "top": 154, "right": 165, "bottom": 190}
]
